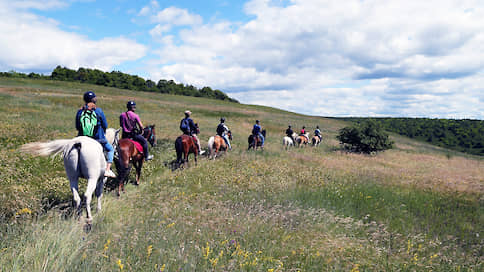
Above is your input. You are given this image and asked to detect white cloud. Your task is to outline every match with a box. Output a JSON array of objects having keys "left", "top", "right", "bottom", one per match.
[
  {"left": 0, "top": 1, "right": 147, "bottom": 73},
  {"left": 146, "top": 0, "right": 484, "bottom": 118},
  {"left": 151, "top": 7, "right": 202, "bottom": 26}
]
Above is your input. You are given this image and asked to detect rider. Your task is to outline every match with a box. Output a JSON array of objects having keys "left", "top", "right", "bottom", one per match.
[
  {"left": 180, "top": 110, "right": 205, "bottom": 155},
  {"left": 300, "top": 126, "right": 308, "bottom": 141},
  {"left": 216, "top": 117, "right": 231, "bottom": 150},
  {"left": 285, "top": 125, "right": 295, "bottom": 143},
  {"left": 76, "top": 91, "right": 116, "bottom": 178},
  {"left": 119, "top": 101, "right": 153, "bottom": 161},
  {"left": 314, "top": 125, "right": 322, "bottom": 141},
  {"left": 252, "top": 120, "right": 264, "bottom": 147}
]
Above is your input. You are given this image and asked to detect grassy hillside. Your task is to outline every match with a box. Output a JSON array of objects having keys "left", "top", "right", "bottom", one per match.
[{"left": 0, "top": 78, "right": 482, "bottom": 271}]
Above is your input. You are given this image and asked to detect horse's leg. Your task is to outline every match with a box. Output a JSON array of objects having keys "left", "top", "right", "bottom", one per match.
[
  {"left": 135, "top": 159, "right": 143, "bottom": 185},
  {"left": 84, "top": 177, "right": 98, "bottom": 224},
  {"left": 95, "top": 177, "right": 106, "bottom": 212},
  {"left": 69, "top": 179, "right": 82, "bottom": 217}
]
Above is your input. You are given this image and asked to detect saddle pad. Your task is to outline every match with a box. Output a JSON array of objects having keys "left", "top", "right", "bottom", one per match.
[{"left": 128, "top": 139, "right": 144, "bottom": 154}]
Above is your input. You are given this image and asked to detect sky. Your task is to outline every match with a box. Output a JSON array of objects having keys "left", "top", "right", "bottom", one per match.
[{"left": 0, "top": 0, "right": 483, "bottom": 119}]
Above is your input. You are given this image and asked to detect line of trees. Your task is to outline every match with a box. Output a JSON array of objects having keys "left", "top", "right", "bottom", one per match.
[
  {"left": 334, "top": 117, "right": 484, "bottom": 156},
  {"left": 0, "top": 66, "right": 238, "bottom": 103}
]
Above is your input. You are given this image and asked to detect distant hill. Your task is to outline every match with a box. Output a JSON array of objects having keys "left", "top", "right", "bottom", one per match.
[
  {"left": 332, "top": 117, "right": 484, "bottom": 156},
  {"left": 0, "top": 66, "right": 238, "bottom": 103}
]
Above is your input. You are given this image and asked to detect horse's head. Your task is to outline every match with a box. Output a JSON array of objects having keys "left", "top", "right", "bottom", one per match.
[
  {"left": 143, "top": 125, "right": 156, "bottom": 147},
  {"left": 228, "top": 130, "right": 233, "bottom": 141},
  {"left": 194, "top": 123, "right": 200, "bottom": 134}
]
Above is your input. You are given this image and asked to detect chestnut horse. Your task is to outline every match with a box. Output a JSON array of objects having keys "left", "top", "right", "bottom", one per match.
[
  {"left": 115, "top": 125, "right": 156, "bottom": 196},
  {"left": 296, "top": 133, "right": 309, "bottom": 147},
  {"left": 175, "top": 134, "right": 198, "bottom": 168},
  {"left": 208, "top": 131, "right": 232, "bottom": 159},
  {"left": 248, "top": 130, "right": 266, "bottom": 150}
]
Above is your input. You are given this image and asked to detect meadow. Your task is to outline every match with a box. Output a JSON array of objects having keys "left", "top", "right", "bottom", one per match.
[{"left": 0, "top": 78, "right": 482, "bottom": 271}]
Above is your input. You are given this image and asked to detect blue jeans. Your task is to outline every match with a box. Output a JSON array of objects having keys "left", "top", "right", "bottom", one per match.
[
  {"left": 222, "top": 134, "right": 231, "bottom": 149},
  {"left": 97, "top": 138, "right": 114, "bottom": 163},
  {"left": 258, "top": 133, "right": 265, "bottom": 146}
]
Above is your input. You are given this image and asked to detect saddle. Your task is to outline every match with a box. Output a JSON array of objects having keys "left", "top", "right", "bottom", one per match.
[{"left": 128, "top": 139, "right": 143, "bottom": 154}]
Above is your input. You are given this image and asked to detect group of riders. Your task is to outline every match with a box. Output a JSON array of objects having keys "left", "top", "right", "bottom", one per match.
[
  {"left": 285, "top": 124, "right": 322, "bottom": 144},
  {"left": 75, "top": 90, "right": 322, "bottom": 179}
]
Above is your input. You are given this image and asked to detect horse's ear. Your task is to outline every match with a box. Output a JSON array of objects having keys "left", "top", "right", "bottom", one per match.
[{"left": 152, "top": 124, "right": 155, "bottom": 128}]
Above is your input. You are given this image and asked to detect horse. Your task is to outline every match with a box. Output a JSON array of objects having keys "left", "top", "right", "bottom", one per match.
[
  {"left": 312, "top": 135, "right": 322, "bottom": 146},
  {"left": 21, "top": 136, "right": 106, "bottom": 226},
  {"left": 296, "top": 133, "right": 309, "bottom": 147},
  {"left": 175, "top": 134, "right": 199, "bottom": 168},
  {"left": 115, "top": 125, "right": 156, "bottom": 196},
  {"left": 248, "top": 129, "right": 266, "bottom": 150},
  {"left": 208, "top": 131, "right": 232, "bottom": 159},
  {"left": 282, "top": 132, "right": 297, "bottom": 149}
]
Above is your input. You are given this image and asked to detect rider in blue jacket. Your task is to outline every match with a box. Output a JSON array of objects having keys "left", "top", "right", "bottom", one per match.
[
  {"left": 252, "top": 120, "right": 264, "bottom": 146},
  {"left": 75, "top": 91, "right": 116, "bottom": 178}
]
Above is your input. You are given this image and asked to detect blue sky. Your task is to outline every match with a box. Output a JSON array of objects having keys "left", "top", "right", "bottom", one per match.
[{"left": 0, "top": 0, "right": 483, "bottom": 119}]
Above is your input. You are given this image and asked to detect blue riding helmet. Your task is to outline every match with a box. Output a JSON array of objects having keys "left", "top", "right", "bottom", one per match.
[
  {"left": 83, "top": 91, "right": 96, "bottom": 103},
  {"left": 127, "top": 101, "right": 136, "bottom": 109}
]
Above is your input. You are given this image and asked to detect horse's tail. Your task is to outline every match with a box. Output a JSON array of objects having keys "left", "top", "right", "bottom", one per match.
[
  {"left": 20, "top": 138, "right": 76, "bottom": 157},
  {"left": 175, "top": 136, "right": 183, "bottom": 162},
  {"left": 208, "top": 136, "right": 215, "bottom": 156}
]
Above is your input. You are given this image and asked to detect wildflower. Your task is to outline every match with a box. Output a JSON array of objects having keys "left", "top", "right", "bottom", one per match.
[
  {"left": 147, "top": 245, "right": 153, "bottom": 258},
  {"left": 268, "top": 269, "right": 274, "bottom": 272},
  {"left": 167, "top": 222, "right": 175, "bottom": 228},
  {"left": 104, "top": 239, "right": 111, "bottom": 253},
  {"left": 160, "top": 264, "right": 166, "bottom": 272},
  {"left": 202, "top": 242, "right": 211, "bottom": 259},
  {"left": 210, "top": 257, "right": 219, "bottom": 267},
  {"left": 16, "top": 208, "right": 32, "bottom": 216},
  {"left": 350, "top": 263, "right": 360, "bottom": 272},
  {"left": 116, "top": 259, "right": 124, "bottom": 270}
]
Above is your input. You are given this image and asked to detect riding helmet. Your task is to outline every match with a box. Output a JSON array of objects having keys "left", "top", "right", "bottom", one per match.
[
  {"left": 127, "top": 101, "right": 136, "bottom": 109},
  {"left": 83, "top": 91, "right": 96, "bottom": 103},
  {"left": 256, "top": 120, "right": 260, "bottom": 123},
  {"left": 220, "top": 117, "right": 225, "bottom": 122}
]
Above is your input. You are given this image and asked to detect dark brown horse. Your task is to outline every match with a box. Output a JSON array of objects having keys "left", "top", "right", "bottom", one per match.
[
  {"left": 175, "top": 134, "right": 198, "bottom": 168},
  {"left": 248, "top": 130, "right": 266, "bottom": 150},
  {"left": 115, "top": 125, "right": 156, "bottom": 196},
  {"left": 208, "top": 131, "right": 232, "bottom": 159},
  {"left": 311, "top": 135, "right": 321, "bottom": 146}
]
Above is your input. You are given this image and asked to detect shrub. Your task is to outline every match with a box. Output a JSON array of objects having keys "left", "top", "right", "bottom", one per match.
[{"left": 337, "top": 120, "right": 394, "bottom": 153}]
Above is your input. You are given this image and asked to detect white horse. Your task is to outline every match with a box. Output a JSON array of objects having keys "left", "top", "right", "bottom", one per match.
[
  {"left": 21, "top": 136, "right": 107, "bottom": 225},
  {"left": 283, "top": 133, "right": 297, "bottom": 149}
]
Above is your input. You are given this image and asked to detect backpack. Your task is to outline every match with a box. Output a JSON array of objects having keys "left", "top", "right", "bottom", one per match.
[
  {"left": 216, "top": 123, "right": 225, "bottom": 135},
  {"left": 180, "top": 118, "right": 189, "bottom": 133},
  {"left": 79, "top": 108, "right": 98, "bottom": 137}
]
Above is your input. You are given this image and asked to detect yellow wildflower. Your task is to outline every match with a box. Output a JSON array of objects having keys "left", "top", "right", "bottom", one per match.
[
  {"left": 116, "top": 259, "right": 124, "bottom": 270},
  {"left": 147, "top": 245, "right": 153, "bottom": 258},
  {"left": 167, "top": 222, "right": 175, "bottom": 228},
  {"left": 160, "top": 264, "right": 166, "bottom": 271},
  {"left": 350, "top": 263, "right": 360, "bottom": 272}
]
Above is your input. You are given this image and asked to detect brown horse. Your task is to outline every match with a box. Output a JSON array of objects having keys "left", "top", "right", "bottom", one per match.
[
  {"left": 312, "top": 135, "right": 321, "bottom": 146},
  {"left": 175, "top": 134, "right": 198, "bottom": 168},
  {"left": 208, "top": 131, "right": 232, "bottom": 159},
  {"left": 248, "top": 130, "right": 266, "bottom": 150},
  {"left": 296, "top": 133, "right": 309, "bottom": 147},
  {"left": 115, "top": 125, "right": 156, "bottom": 196}
]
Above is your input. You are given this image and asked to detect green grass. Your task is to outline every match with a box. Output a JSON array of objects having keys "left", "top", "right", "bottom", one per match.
[{"left": 0, "top": 78, "right": 482, "bottom": 271}]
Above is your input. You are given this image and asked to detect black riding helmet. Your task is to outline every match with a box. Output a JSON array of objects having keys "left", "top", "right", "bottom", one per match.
[
  {"left": 127, "top": 101, "right": 136, "bottom": 110},
  {"left": 220, "top": 117, "right": 225, "bottom": 122},
  {"left": 83, "top": 91, "right": 96, "bottom": 103}
]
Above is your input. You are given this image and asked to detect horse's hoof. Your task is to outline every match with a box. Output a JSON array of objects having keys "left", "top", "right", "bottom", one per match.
[{"left": 84, "top": 222, "right": 92, "bottom": 233}]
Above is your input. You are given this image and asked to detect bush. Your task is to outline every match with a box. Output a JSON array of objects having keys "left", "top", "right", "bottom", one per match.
[{"left": 337, "top": 120, "right": 394, "bottom": 153}]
